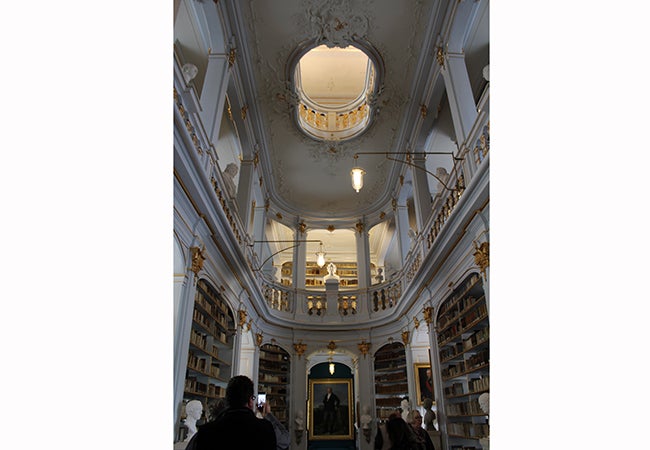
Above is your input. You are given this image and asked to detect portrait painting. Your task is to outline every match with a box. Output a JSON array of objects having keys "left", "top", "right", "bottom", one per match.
[
  {"left": 414, "top": 363, "right": 435, "bottom": 406},
  {"left": 308, "top": 378, "right": 353, "bottom": 440}
]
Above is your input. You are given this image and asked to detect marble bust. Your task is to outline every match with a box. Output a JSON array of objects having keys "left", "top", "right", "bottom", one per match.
[{"left": 184, "top": 400, "right": 203, "bottom": 442}]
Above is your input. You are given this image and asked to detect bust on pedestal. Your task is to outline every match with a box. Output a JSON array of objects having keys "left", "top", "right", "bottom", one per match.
[{"left": 175, "top": 400, "right": 203, "bottom": 449}]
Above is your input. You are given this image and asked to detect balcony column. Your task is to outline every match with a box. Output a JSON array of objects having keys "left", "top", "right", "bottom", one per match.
[
  {"left": 356, "top": 352, "right": 375, "bottom": 450},
  {"left": 440, "top": 51, "right": 477, "bottom": 150},
  {"left": 395, "top": 202, "right": 411, "bottom": 265},
  {"left": 411, "top": 154, "right": 433, "bottom": 234},
  {"left": 293, "top": 229, "right": 306, "bottom": 289},
  {"left": 200, "top": 51, "right": 231, "bottom": 145},
  {"left": 355, "top": 220, "right": 371, "bottom": 289},
  {"left": 235, "top": 159, "right": 255, "bottom": 229},
  {"left": 292, "top": 352, "right": 308, "bottom": 450}
]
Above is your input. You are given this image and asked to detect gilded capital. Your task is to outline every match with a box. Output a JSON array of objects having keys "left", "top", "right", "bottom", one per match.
[
  {"left": 422, "top": 306, "right": 434, "bottom": 325},
  {"left": 413, "top": 317, "right": 420, "bottom": 330},
  {"left": 473, "top": 241, "right": 489, "bottom": 277},
  {"left": 255, "top": 332, "right": 264, "bottom": 347},
  {"left": 401, "top": 330, "right": 410, "bottom": 346},
  {"left": 436, "top": 46, "right": 445, "bottom": 67},
  {"left": 190, "top": 246, "right": 205, "bottom": 277},
  {"left": 228, "top": 48, "right": 236, "bottom": 67},
  {"left": 238, "top": 309, "right": 247, "bottom": 329},
  {"left": 293, "top": 341, "right": 307, "bottom": 359},
  {"left": 355, "top": 220, "right": 364, "bottom": 234},
  {"left": 358, "top": 340, "right": 371, "bottom": 358},
  {"left": 298, "top": 220, "right": 307, "bottom": 234}
]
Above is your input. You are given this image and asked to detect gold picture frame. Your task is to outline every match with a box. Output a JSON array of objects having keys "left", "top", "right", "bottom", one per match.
[
  {"left": 308, "top": 378, "right": 354, "bottom": 440},
  {"left": 414, "top": 363, "right": 435, "bottom": 406}
]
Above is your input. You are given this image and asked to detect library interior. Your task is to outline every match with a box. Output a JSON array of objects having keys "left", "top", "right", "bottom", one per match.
[{"left": 174, "top": 1, "right": 489, "bottom": 449}]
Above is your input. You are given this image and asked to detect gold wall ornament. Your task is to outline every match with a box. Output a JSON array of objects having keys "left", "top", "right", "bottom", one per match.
[
  {"left": 379, "top": 211, "right": 386, "bottom": 220},
  {"left": 241, "top": 105, "right": 248, "bottom": 121},
  {"left": 422, "top": 306, "right": 433, "bottom": 325},
  {"left": 327, "top": 225, "right": 335, "bottom": 232},
  {"left": 237, "top": 309, "right": 247, "bottom": 329},
  {"left": 264, "top": 198, "right": 270, "bottom": 212},
  {"left": 401, "top": 330, "right": 410, "bottom": 346},
  {"left": 255, "top": 332, "right": 264, "bottom": 347},
  {"left": 355, "top": 220, "right": 364, "bottom": 234},
  {"left": 293, "top": 341, "right": 307, "bottom": 359},
  {"left": 413, "top": 317, "right": 420, "bottom": 329},
  {"left": 436, "top": 46, "right": 445, "bottom": 68},
  {"left": 298, "top": 221, "right": 307, "bottom": 234},
  {"left": 420, "top": 104, "right": 428, "bottom": 119},
  {"left": 276, "top": 212, "right": 283, "bottom": 220},
  {"left": 473, "top": 241, "right": 489, "bottom": 277},
  {"left": 399, "top": 175, "right": 404, "bottom": 186},
  {"left": 327, "top": 340, "right": 337, "bottom": 352},
  {"left": 190, "top": 246, "right": 205, "bottom": 277},
  {"left": 392, "top": 198, "right": 397, "bottom": 211},
  {"left": 228, "top": 48, "right": 236, "bottom": 67},
  {"left": 358, "top": 340, "right": 371, "bottom": 357},
  {"left": 247, "top": 318, "right": 252, "bottom": 331}
]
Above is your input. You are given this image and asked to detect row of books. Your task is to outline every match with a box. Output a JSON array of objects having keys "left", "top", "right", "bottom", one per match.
[
  {"left": 466, "top": 349, "right": 489, "bottom": 371},
  {"left": 259, "top": 373, "right": 288, "bottom": 383},
  {"left": 447, "top": 399, "right": 484, "bottom": 416},
  {"left": 196, "top": 280, "right": 228, "bottom": 312},
  {"left": 463, "top": 327, "right": 488, "bottom": 351},
  {"left": 185, "top": 378, "right": 225, "bottom": 398},
  {"left": 375, "top": 370, "right": 407, "bottom": 383},
  {"left": 447, "top": 422, "right": 488, "bottom": 438},
  {"left": 187, "top": 351, "right": 207, "bottom": 373},
  {"left": 439, "top": 297, "right": 486, "bottom": 334},
  {"left": 438, "top": 274, "right": 481, "bottom": 317},
  {"left": 259, "top": 350, "right": 287, "bottom": 361},
  {"left": 469, "top": 376, "right": 489, "bottom": 393},
  {"left": 444, "top": 382, "right": 465, "bottom": 397},
  {"left": 376, "top": 383, "right": 408, "bottom": 394},
  {"left": 375, "top": 397, "right": 402, "bottom": 407}
]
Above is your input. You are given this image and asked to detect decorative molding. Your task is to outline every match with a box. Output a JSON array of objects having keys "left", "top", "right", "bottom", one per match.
[
  {"left": 358, "top": 340, "right": 371, "bottom": 357},
  {"left": 190, "top": 246, "right": 205, "bottom": 277},
  {"left": 294, "top": 341, "right": 307, "bottom": 359},
  {"left": 473, "top": 241, "right": 489, "bottom": 277}
]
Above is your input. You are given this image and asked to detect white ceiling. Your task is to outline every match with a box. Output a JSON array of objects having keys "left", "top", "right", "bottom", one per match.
[{"left": 227, "top": 0, "right": 489, "bottom": 262}]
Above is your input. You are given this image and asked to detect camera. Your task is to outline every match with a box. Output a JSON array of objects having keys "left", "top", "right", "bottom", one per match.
[{"left": 257, "top": 393, "right": 266, "bottom": 411}]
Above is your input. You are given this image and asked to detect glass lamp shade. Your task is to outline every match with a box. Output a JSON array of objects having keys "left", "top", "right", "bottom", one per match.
[
  {"left": 329, "top": 362, "right": 335, "bottom": 375},
  {"left": 316, "top": 251, "right": 326, "bottom": 268},
  {"left": 350, "top": 167, "right": 366, "bottom": 192}
]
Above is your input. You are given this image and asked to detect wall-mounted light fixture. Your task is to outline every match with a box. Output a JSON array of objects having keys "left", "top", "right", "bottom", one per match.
[{"left": 350, "top": 151, "right": 464, "bottom": 193}]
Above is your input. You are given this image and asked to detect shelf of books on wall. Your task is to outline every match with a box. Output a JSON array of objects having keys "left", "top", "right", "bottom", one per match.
[
  {"left": 436, "top": 272, "right": 489, "bottom": 450},
  {"left": 258, "top": 343, "right": 290, "bottom": 428},
  {"left": 280, "top": 261, "right": 358, "bottom": 288},
  {"left": 374, "top": 342, "right": 408, "bottom": 421},
  {"left": 184, "top": 278, "right": 235, "bottom": 412}
]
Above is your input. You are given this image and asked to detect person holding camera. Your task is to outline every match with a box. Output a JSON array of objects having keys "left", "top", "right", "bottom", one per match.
[{"left": 193, "top": 375, "right": 276, "bottom": 450}]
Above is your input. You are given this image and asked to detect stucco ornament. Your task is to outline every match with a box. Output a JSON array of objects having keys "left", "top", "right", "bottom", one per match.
[{"left": 306, "top": 0, "right": 370, "bottom": 48}]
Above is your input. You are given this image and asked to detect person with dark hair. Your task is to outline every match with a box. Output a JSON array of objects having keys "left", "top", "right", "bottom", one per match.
[
  {"left": 193, "top": 375, "right": 276, "bottom": 450},
  {"left": 385, "top": 415, "right": 425, "bottom": 450}
]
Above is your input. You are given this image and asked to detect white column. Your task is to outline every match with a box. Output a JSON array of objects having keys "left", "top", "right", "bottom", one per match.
[
  {"left": 236, "top": 159, "right": 255, "bottom": 229},
  {"left": 356, "top": 353, "right": 375, "bottom": 450},
  {"left": 440, "top": 52, "right": 477, "bottom": 148},
  {"left": 173, "top": 261, "right": 199, "bottom": 428},
  {"left": 293, "top": 231, "right": 306, "bottom": 289},
  {"left": 355, "top": 222, "right": 371, "bottom": 289},
  {"left": 411, "top": 155, "right": 432, "bottom": 233},
  {"left": 395, "top": 203, "right": 411, "bottom": 265},
  {"left": 292, "top": 352, "right": 308, "bottom": 450},
  {"left": 200, "top": 52, "right": 230, "bottom": 144}
]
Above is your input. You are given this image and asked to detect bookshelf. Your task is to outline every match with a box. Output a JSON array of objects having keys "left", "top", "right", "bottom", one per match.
[
  {"left": 258, "top": 343, "right": 291, "bottom": 428},
  {"left": 183, "top": 279, "right": 234, "bottom": 418},
  {"left": 281, "top": 261, "right": 359, "bottom": 288},
  {"left": 436, "top": 272, "right": 489, "bottom": 449},
  {"left": 374, "top": 342, "right": 409, "bottom": 420}
]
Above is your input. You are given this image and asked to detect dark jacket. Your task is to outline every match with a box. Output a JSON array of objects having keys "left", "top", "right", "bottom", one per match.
[{"left": 194, "top": 407, "right": 276, "bottom": 450}]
